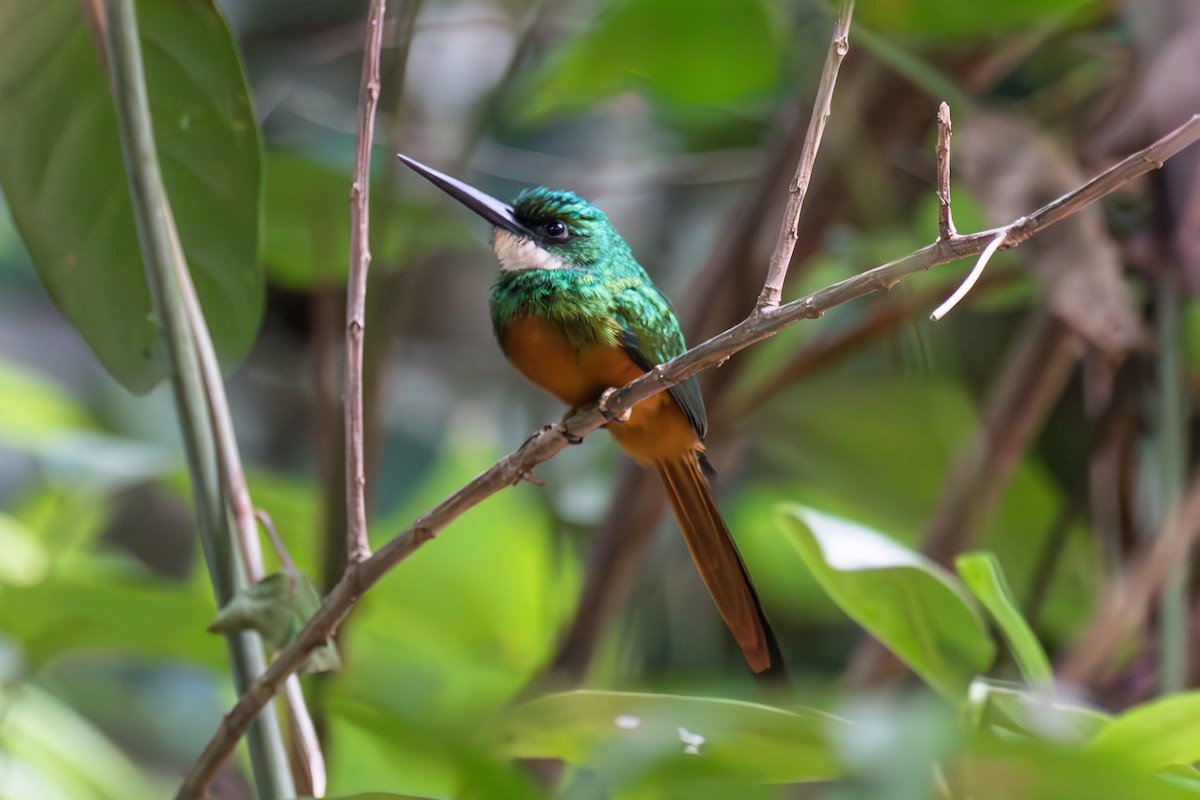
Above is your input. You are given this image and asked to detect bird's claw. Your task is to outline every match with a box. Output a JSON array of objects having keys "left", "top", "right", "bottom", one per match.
[
  {"left": 599, "top": 387, "right": 630, "bottom": 423},
  {"left": 557, "top": 419, "right": 584, "bottom": 445}
]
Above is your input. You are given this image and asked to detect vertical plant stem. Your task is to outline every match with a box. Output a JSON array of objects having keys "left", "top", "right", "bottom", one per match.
[
  {"left": 345, "top": 0, "right": 389, "bottom": 565},
  {"left": 1157, "top": 271, "right": 1188, "bottom": 695},
  {"left": 101, "top": 0, "right": 294, "bottom": 795},
  {"left": 755, "top": 0, "right": 854, "bottom": 309}
]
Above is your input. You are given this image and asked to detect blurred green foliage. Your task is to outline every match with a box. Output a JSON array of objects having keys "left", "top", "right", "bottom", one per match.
[{"left": 0, "top": 0, "right": 262, "bottom": 393}]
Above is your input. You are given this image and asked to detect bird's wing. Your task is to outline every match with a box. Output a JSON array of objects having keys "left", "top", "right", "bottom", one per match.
[{"left": 613, "top": 287, "right": 708, "bottom": 440}]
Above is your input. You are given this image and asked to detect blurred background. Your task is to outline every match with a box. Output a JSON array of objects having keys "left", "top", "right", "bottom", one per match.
[{"left": 2, "top": 0, "right": 1200, "bottom": 797}]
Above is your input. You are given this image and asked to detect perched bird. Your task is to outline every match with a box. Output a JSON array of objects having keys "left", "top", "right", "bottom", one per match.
[{"left": 398, "top": 154, "right": 782, "bottom": 675}]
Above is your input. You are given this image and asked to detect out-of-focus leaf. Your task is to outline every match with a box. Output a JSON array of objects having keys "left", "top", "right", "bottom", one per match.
[
  {"left": 0, "top": 682, "right": 158, "bottom": 800},
  {"left": 957, "top": 551, "right": 1054, "bottom": 688},
  {"left": 517, "top": 0, "right": 781, "bottom": 120},
  {"left": 0, "top": 360, "right": 172, "bottom": 487},
  {"left": 0, "top": 0, "right": 262, "bottom": 393},
  {"left": 500, "top": 690, "right": 842, "bottom": 787},
  {"left": 962, "top": 736, "right": 1200, "bottom": 800},
  {"left": 263, "top": 150, "right": 471, "bottom": 290},
  {"left": 965, "top": 678, "right": 1109, "bottom": 744},
  {"left": 2, "top": 486, "right": 222, "bottom": 668},
  {"left": 0, "top": 511, "right": 48, "bottom": 586},
  {"left": 323, "top": 433, "right": 574, "bottom": 798},
  {"left": 858, "top": 0, "right": 1096, "bottom": 41},
  {"left": 1088, "top": 691, "right": 1200, "bottom": 770},
  {"left": 742, "top": 375, "right": 1096, "bottom": 648},
  {"left": 208, "top": 570, "right": 339, "bottom": 673},
  {"left": 780, "top": 506, "right": 995, "bottom": 698},
  {"left": 831, "top": 693, "right": 963, "bottom": 800},
  {"left": 0, "top": 360, "right": 93, "bottom": 445}
]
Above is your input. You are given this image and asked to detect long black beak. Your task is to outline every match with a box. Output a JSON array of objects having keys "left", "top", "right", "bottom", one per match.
[{"left": 397, "top": 154, "right": 534, "bottom": 238}]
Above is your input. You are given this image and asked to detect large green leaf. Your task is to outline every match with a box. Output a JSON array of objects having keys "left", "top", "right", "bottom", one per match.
[
  {"left": 1088, "top": 692, "right": 1200, "bottom": 770},
  {"left": 500, "top": 690, "right": 842, "bottom": 787},
  {"left": 0, "top": 0, "right": 262, "bottom": 393},
  {"left": 780, "top": 506, "right": 995, "bottom": 698},
  {"left": 517, "top": 0, "right": 782, "bottom": 120}
]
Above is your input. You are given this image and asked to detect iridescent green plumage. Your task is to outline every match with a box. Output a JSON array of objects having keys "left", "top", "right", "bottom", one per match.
[{"left": 489, "top": 188, "right": 707, "bottom": 438}]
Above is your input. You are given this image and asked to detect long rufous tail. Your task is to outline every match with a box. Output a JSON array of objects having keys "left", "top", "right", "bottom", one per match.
[{"left": 655, "top": 454, "right": 783, "bottom": 675}]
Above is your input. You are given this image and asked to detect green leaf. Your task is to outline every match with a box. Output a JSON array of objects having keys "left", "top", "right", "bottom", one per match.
[
  {"left": 209, "top": 570, "right": 340, "bottom": 673},
  {"left": 1088, "top": 691, "right": 1200, "bottom": 770},
  {"left": 0, "top": 359, "right": 93, "bottom": 446},
  {"left": 956, "top": 551, "right": 1054, "bottom": 689},
  {"left": 500, "top": 690, "right": 842, "bottom": 787},
  {"left": 965, "top": 678, "right": 1109, "bottom": 744},
  {"left": 517, "top": 0, "right": 781, "bottom": 120},
  {"left": 0, "top": 511, "right": 49, "bottom": 586},
  {"left": 779, "top": 506, "right": 995, "bottom": 698},
  {"left": 0, "top": 682, "right": 159, "bottom": 800},
  {"left": 963, "top": 736, "right": 1200, "bottom": 800},
  {"left": 0, "top": 0, "right": 262, "bottom": 393},
  {"left": 2, "top": 484, "right": 224, "bottom": 669},
  {"left": 262, "top": 150, "right": 473, "bottom": 290}
]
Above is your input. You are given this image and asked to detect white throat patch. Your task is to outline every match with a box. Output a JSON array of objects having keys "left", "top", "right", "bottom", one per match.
[{"left": 493, "top": 229, "right": 569, "bottom": 273}]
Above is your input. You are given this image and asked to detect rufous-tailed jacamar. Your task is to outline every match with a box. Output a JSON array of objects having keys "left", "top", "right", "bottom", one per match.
[{"left": 398, "top": 154, "right": 781, "bottom": 674}]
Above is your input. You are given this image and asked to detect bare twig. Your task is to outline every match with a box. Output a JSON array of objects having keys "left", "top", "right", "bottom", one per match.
[
  {"left": 174, "top": 111, "right": 1200, "bottom": 800},
  {"left": 344, "top": 0, "right": 388, "bottom": 565},
  {"left": 755, "top": 0, "right": 855, "bottom": 309},
  {"left": 936, "top": 101, "right": 956, "bottom": 240}
]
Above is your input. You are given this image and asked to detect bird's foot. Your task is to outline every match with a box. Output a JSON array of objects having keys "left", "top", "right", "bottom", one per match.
[
  {"left": 557, "top": 417, "right": 584, "bottom": 445},
  {"left": 598, "top": 387, "right": 630, "bottom": 423}
]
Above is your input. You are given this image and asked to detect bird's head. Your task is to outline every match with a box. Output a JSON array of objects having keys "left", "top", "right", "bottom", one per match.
[{"left": 397, "top": 154, "right": 627, "bottom": 274}]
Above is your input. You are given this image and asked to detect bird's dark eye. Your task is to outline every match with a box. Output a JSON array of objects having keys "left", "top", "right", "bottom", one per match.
[{"left": 544, "top": 220, "right": 569, "bottom": 240}]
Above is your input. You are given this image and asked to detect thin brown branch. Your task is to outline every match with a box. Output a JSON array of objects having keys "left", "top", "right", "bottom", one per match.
[
  {"left": 936, "top": 101, "right": 956, "bottom": 240},
  {"left": 344, "top": 0, "right": 388, "bottom": 565},
  {"left": 755, "top": 0, "right": 855, "bottom": 309},
  {"left": 174, "top": 111, "right": 1200, "bottom": 800}
]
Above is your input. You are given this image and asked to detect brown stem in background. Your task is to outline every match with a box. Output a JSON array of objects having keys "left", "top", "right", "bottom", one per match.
[{"left": 1060, "top": 468, "right": 1200, "bottom": 686}]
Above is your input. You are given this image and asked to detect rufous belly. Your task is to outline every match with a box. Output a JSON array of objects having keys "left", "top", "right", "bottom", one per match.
[{"left": 500, "top": 313, "right": 701, "bottom": 464}]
